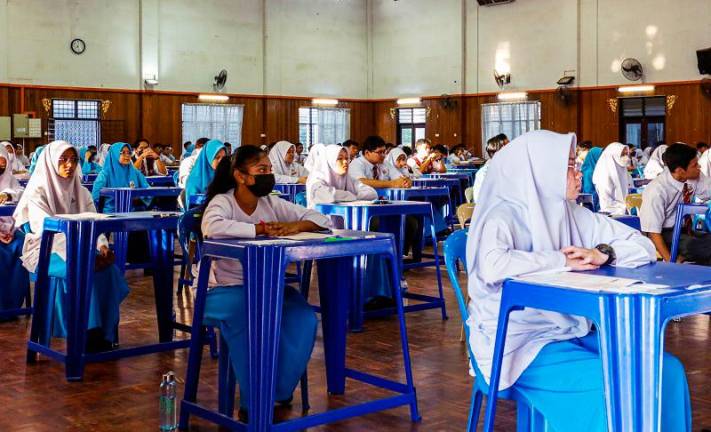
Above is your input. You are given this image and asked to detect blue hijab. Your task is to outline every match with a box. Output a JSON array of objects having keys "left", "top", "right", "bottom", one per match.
[
  {"left": 580, "top": 147, "right": 603, "bottom": 195},
  {"left": 28, "top": 145, "right": 45, "bottom": 175},
  {"left": 184, "top": 139, "right": 225, "bottom": 207},
  {"left": 79, "top": 147, "right": 102, "bottom": 174},
  {"left": 92, "top": 142, "right": 150, "bottom": 203}
]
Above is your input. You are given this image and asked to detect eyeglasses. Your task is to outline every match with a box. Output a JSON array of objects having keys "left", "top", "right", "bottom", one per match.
[
  {"left": 120, "top": 150, "right": 132, "bottom": 156},
  {"left": 58, "top": 157, "right": 79, "bottom": 165}
]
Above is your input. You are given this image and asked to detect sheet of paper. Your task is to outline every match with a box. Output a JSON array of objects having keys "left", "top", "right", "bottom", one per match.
[
  {"left": 54, "top": 212, "right": 115, "bottom": 220},
  {"left": 278, "top": 232, "right": 333, "bottom": 240},
  {"left": 514, "top": 271, "right": 669, "bottom": 293}
]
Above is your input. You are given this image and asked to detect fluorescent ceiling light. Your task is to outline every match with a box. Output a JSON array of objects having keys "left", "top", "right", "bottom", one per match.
[
  {"left": 497, "top": 92, "right": 527, "bottom": 101},
  {"left": 312, "top": 98, "right": 338, "bottom": 106},
  {"left": 618, "top": 85, "right": 655, "bottom": 93},
  {"left": 397, "top": 97, "right": 421, "bottom": 105},
  {"left": 198, "top": 94, "right": 229, "bottom": 102}
]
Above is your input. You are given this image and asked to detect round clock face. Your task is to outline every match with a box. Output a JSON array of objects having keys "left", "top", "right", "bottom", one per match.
[{"left": 70, "top": 38, "right": 86, "bottom": 55}]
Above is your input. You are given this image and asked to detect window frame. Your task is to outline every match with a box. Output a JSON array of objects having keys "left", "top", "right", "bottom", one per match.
[
  {"left": 49, "top": 98, "right": 102, "bottom": 146},
  {"left": 181, "top": 103, "right": 245, "bottom": 148},
  {"left": 480, "top": 101, "right": 541, "bottom": 157},
  {"left": 298, "top": 106, "right": 351, "bottom": 149},
  {"left": 396, "top": 107, "right": 427, "bottom": 148}
]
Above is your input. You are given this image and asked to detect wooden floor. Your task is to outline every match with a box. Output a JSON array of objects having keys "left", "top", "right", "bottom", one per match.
[{"left": 1, "top": 262, "right": 710, "bottom": 431}]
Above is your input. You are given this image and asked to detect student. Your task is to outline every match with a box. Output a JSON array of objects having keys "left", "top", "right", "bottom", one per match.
[
  {"left": 696, "top": 141, "right": 708, "bottom": 157},
  {"left": 471, "top": 134, "right": 508, "bottom": 203},
  {"left": 13, "top": 140, "right": 129, "bottom": 350},
  {"left": 92, "top": 142, "right": 151, "bottom": 213},
  {"left": 342, "top": 139, "right": 360, "bottom": 160},
  {"left": 96, "top": 143, "right": 111, "bottom": 165},
  {"left": 575, "top": 140, "right": 593, "bottom": 166},
  {"left": 15, "top": 143, "right": 30, "bottom": 166},
  {"left": 643, "top": 144, "right": 668, "bottom": 179},
  {"left": 184, "top": 139, "right": 226, "bottom": 208},
  {"left": 294, "top": 142, "right": 305, "bottom": 165},
  {"left": 407, "top": 138, "right": 440, "bottom": 176},
  {"left": 431, "top": 145, "right": 449, "bottom": 173},
  {"left": 133, "top": 139, "right": 167, "bottom": 176},
  {"left": 306, "top": 145, "right": 377, "bottom": 206},
  {"left": 0, "top": 146, "right": 29, "bottom": 313},
  {"left": 159, "top": 145, "right": 177, "bottom": 165},
  {"left": 466, "top": 130, "right": 689, "bottom": 432},
  {"left": 349, "top": 136, "right": 411, "bottom": 188},
  {"left": 447, "top": 145, "right": 468, "bottom": 166},
  {"left": 268, "top": 141, "right": 309, "bottom": 184},
  {"left": 28, "top": 144, "right": 45, "bottom": 175},
  {"left": 580, "top": 147, "right": 602, "bottom": 195},
  {"left": 2, "top": 141, "right": 27, "bottom": 174},
  {"left": 200, "top": 145, "right": 328, "bottom": 413},
  {"left": 79, "top": 145, "right": 102, "bottom": 174},
  {"left": 640, "top": 143, "right": 711, "bottom": 264},
  {"left": 383, "top": 147, "right": 415, "bottom": 180},
  {"left": 224, "top": 142, "right": 233, "bottom": 156},
  {"left": 181, "top": 141, "right": 194, "bottom": 160},
  {"left": 179, "top": 137, "right": 209, "bottom": 187},
  {"left": 592, "top": 142, "right": 632, "bottom": 215},
  {"left": 699, "top": 146, "right": 711, "bottom": 177},
  {"left": 401, "top": 145, "right": 413, "bottom": 157}
]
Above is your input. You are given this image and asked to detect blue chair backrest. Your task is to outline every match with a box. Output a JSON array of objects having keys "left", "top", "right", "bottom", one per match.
[
  {"left": 443, "top": 229, "right": 488, "bottom": 384},
  {"left": 172, "top": 170, "right": 180, "bottom": 186},
  {"left": 294, "top": 191, "right": 307, "bottom": 207},
  {"left": 704, "top": 205, "right": 711, "bottom": 232},
  {"left": 178, "top": 207, "right": 204, "bottom": 256}
]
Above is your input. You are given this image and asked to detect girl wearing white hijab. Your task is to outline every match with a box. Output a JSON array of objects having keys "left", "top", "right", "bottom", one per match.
[
  {"left": 306, "top": 145, "right": 377, "bottom": 207},
  {"left": 2, "top": 141, "right": 27, "bottom": 174},
  {"left": 465, "top": 130, "right": 690, "bottom": 431},
  {"left": 383, "top": 147, "right": 413, "bottom": 179},
  {"left": 13, "top": 140, "right": 129, "bottom": 350},
  {"left": 592, "top": 142, "right": 632, "bottom": 215},
  {"left": 643, "top": 144, "right": 668, "bottom": 179},
  {"left": 698, "top": 148, "right": 711, "bottom": 177},
  {"left": 269, "top": 141, "right": 308, "bottom": 184},
  {"left": 0, "top": 146, "right": 29, "bottom": 312}
]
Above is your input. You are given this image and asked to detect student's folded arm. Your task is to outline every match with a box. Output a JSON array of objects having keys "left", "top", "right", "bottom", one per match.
[
  {"left": 201, "top": 196, "right": 257, "bottom": 239},
  {"left": 273, "top": 198, "right": 332, "bottom": 229},
  {"left": 356, "top": 183, "right": 377, "bottom": 200},
  {"left": 694, "top": 175, "right": 711, "bottom": 201},
  {"left": 477, "top": 219, "right": 566, "bottom": 285},
  {"left": 592, "top": 213, "right": 657, "bottom": 266},
  {"left": 274, "top": 173, "right": 299, "bottom": 184},
  {"left": 310, "top": 181, "right": 357, "bottom": 204}
]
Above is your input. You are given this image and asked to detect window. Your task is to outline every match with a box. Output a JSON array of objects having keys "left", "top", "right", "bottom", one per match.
[
  {"left": 50, "top": 99, "right": 101, "bottom": 146},
  {"left": 397, "top": 108, "right": 426, "bottom": 147},
  {"left": 619, "top": 96, "right": 665, "bottom": 150},
  {"left": 481, "top": 101, "right": 541, "bottom": 157},
  {"left": 299, "top": 107, "right": 350, "bottom": 148},
  {"left": 182, "top": 104, "right": 244, "bottom": 147}
]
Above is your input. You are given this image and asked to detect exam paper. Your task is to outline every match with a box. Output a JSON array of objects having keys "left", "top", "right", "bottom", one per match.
[
  {"left": 278, "top": 232, "right": 333, "bottom": 240},
  {"left": 54, "top": 212, "right": 115, "bottom": 220},
  {"left": 515, "top": 271, "right": 669, "bottom": 293}
]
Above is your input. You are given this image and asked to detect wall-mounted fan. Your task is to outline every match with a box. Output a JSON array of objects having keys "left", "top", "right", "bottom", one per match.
[
  {"left": 213, "top": 69, "right": 228, "bottom": 91},
  {"left": 439, "top": 94, "right": 458, "bottom": 110},
  {"left": 556, "top": 86, "right": 574, "bottom": 105},
  {"left": 621, "top": 58, "right": 644, "bottom": 81},
  {"left": 494, "top": 70, "right": 511, "bottom": 89}
]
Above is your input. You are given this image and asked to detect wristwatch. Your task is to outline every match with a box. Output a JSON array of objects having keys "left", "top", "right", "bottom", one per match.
[{"left": 595, "top": 244, "right": 616, "bottom": 266}]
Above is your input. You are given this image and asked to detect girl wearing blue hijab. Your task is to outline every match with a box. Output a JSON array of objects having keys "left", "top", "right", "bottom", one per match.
[
  {"left": 92, "top": 142, "right": 150, "bottom": 213},
  {"left": 184, "top": 139, "right": 226, "bottom": 208},
  {"left": 79, "top": 146, "right": 102, "bottom": 174},
  {"left": 580, "top": 147, "right": 602, "bottom": 195},
  {"left": 28, "top": 145, "right": 45, "bottom": 175}
]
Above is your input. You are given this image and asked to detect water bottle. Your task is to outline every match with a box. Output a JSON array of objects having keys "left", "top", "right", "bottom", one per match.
[
  {"left": 129, "top": 180, "right": 135, "bottom": 189},
  {"left": 159, "top": 371, "right": 177, "bottom": 431}
]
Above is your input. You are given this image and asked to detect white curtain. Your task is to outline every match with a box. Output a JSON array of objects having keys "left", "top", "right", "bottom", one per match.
[
  {"left": 315, "top": 108, "right": 350, "bottom": 145},
  {"left": 182, "top": 103, "right": 244, "bottom": 147},
  {"left": 481, "top": 101, "right": 541, "bottom": 157}
]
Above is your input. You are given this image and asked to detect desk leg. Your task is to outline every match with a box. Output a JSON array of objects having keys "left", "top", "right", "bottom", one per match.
[
  {"left": 151, "top": 229, "right": 175, "bottom": 342},
  {"left": 64, "top": 222, "right": 96, "bottom": 381},
  {"left": 245, "top": 248, "right": 286, "bottom": 431},
  {"left": 317, "top": 257, "right": 351, "bottom": 395},
  {"left": 27, "top": 232, "right": 56, "bottom": 363}
]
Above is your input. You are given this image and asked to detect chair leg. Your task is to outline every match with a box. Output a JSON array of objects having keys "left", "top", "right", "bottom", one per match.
[
  {"left": 468, "top": 385, "right": 483, "bottom": 432},
  {"left": 299, "top": 371, "right": 310, "bottom": 413},
  {"left": 180, "top": 240, "right": 196, "bottom": 294},
  {"left": 207, "top": 326, "right": 219, "bottom": 359},
  {"left": 217, "top": 335, "right": 236, "bottom": 417}
]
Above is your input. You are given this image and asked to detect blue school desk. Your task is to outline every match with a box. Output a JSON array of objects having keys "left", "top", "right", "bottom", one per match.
[
  {"left": 274, "top": 183, "right": 306, "bottom": 203},
  {"left": 483, "top": 262, "right": 711, "bottom": 432},
  {"left": 179, "top": 230, "right": 420, "bottom": 432},
  {"left": 146, "top": 175, "right": 176, "bottom": 187},
  {"left": 425, "top": 172, "right": 473, "bottom": 190},
  {"left": 99, "top": 187, "right": 182, "bottom": 270},
  {"left": 26, "top": 212, "right": 194, "bottom": 381},
  {"left": 315, "top": 200, "right": 447, "bottom": 331},
  {"left": 82, "top": 173, "right": 98, "bottom": 183},
  {"left": 447, "top": 168, "right": 478, "bottom": 185},
  {"left": 0, "top": 203, "right": 16, "bottom": 216},
  {"left": 611, "top": 214, "right": 641, "bottom": 230},
  {"left": 669, "top": 203, "right": 709, "bottom": 263},
  {"left": 412, "top": 177, "right": 463, "bottom": 221}
]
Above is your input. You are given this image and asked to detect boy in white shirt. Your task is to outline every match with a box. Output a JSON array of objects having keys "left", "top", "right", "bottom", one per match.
[{"left": 349, "top": 136, "right": 411, "bottom": 189}]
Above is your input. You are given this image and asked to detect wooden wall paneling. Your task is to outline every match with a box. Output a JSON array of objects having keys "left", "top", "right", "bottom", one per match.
[
  {"left": 423, "top": 97, "right": 462, "bottom": 147},
  {"left": 576, "top": 87, "right": 618, "bottom": 147},
  {"left": 658, "top": 83, "right": 711, "bottom": 145},
  {"left": 463, "top": 95, "right": 483, "bottom": 157},
  {"left": 346, "top": 100, "right": 375, "bottom": 144},
  {"left": 373, "top": 100, "right": 397, "bottom": 145},
  {"left": 263, "top": 98, "right": 304, "bottom": 145},
  {"left": 0, "top": 87, "right": 9, "bottom": 116},
  {"left": 536, "top": 90, "right": 578, "bottom": 135}
]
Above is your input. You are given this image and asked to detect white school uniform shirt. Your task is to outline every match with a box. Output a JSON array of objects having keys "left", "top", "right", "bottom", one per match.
[
  {"left": 306, "top": 145, "right": 377, "bottom": 208},
  {"left": 200, "top": 191, "right": 331, "bottom": 287},
  {"left": 699, "top": 150, "right": 711, "bottom": 177},
  {"left": 178, "top": 147, "right": 201, "bottom": 188},
  {"left": 348, "top": 155, "right": 390, "bottom": 182},
  {"left": 0, "top": 146, "right": 24, "bottom": 235},
  {"left": 405, "top": 157, "right": 424, "bottom": 178},
  {"left": 639, "top": 169, "right": 711, "bottom": 233},
  {"left": 643, "top": 145, "right": 667, "bottom": 180},
  {"left": 466, "top": 130, "right": 655, "bottom": 390},
  {"left": 269, "top": 141, "right": 309, "bottom": 184},
  {"left": 592, "top": 142, "right": 632, "bottom": 216},
  {"left": 471, "top": 161, "right": 490, "bottom": 204}
]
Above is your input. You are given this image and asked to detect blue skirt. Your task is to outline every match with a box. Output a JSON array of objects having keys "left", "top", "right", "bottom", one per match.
[
  {"left": 516, "top": 333, "right": 691, "bottom": 432},
  {"left": 204, "top": 285, "right": 318, "bottom": 408},
  {"left": 0, "top": 232, "right": 30, "bottom": 310},
  {"left": 47, "top": 253, "right": 130, "bottom": 342}
]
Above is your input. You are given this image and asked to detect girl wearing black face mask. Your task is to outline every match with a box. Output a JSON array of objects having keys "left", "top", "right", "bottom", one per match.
[{"left": 199, "top": 145, "right": 330, "bottom": 415}]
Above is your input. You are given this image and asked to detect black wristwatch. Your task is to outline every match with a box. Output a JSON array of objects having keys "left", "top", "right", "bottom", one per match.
[{"left": 595, "top": 244, "right": 616, "bottom": 266}]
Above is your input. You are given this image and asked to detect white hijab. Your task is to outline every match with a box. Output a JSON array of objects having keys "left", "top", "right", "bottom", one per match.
[
  {"left": 643, "top": 144, "right": 667, "bottom": 179},
  {"left": 304, "top": 143, "right": 325, "bottom": 173},
  {"left": 384, "top": 147, "right": 410, "bottom": 178},
  {"left": 592, "top": 142, "right": 631, "bottom": 203},
  {"left": 269, "top": 141, "right": 299, "bottom": 176},
  {"left": 699, "top": 149, "right": 711, "bottom": 177},
  {"left": 97, "top": 143, "right": 111, "bottom": 165},
  {"left": 13, "top": 140, "right": 89, "bottom": 228},
  {"left": 0, "top": 146, "right": 22, "bottom": 194},
  {"left": 2, "top": 141, "right": 24, "bottom": 172},
  {"left": 306, "top": 145, "right": 358, "bottom": 202}
]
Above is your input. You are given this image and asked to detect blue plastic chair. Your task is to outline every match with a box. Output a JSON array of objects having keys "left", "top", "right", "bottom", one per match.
[
  {"left": 294, "top": 191, "right": 307, "bottom": 207},
  {"left": 443, "top": 230, "right": 550, "bottom": 431},
  {"left": 177, "top": 207, "right": 203, "bottom": 294}
]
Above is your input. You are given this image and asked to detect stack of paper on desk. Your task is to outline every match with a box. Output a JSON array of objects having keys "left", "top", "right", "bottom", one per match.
[{"left": 514, "top": 270, "right": 669, "bottom": 293}]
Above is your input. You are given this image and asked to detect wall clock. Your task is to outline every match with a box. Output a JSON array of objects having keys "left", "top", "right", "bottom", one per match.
[{"left": 70, "top": 38, "right": 86, "bottom": 55}]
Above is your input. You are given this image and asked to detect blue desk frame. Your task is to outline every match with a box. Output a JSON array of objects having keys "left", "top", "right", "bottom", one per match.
[
  {"left": 484, "top": 262, "right": 711, "bottom": 432},
  {"left": 146, "top": 175, "right": 176, "bottom": 187},
  {"left": 669, "top": 203, "right": 708, "bottom": 263},
  {"left": 179, "top": 231, "right": 420, "bottom": 431},
  {"left": 412, "top": 178, "right": 462, "bottom": 223},
  {"left": 0, "top": 204, "right": 16, "bottom": 216},
  {"left": 273, "top": 183, "right": 306, "bottom": 203},
  {"left": 26, "top": 212, "right": 195, "bottom": 381},
  {"left": 0, "top": 204, "right": 31, "bottom": 319},
  {"left": 315, "top": 201, "right": 447, "bottom": 331}
]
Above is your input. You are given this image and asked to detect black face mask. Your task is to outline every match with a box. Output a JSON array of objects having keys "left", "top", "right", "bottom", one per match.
[
  {"left": 247, "top": 174, "right": 276, "bottom": 197},
  {"left": 0, "top": 167, "right": 5, "bottom": 176}
]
